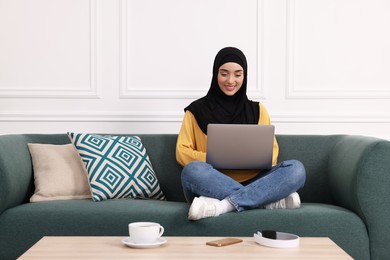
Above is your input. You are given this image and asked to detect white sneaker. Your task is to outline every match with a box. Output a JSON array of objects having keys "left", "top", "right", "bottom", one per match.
[
  {"left": 188, "top": 196, "right": 223, "bottom": 220},
  {"left": 264, "top": 192, "right": 301, "bottom": 209}
]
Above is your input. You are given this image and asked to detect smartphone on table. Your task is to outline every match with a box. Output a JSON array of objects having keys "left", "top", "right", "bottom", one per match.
[{"left": 206, "top": 238, "right": 243, "bottom": 247}]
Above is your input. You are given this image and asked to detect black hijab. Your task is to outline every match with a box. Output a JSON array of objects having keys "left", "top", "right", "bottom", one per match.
[{"left": 185, "top": 47, "right": 260, "bottom": 134}]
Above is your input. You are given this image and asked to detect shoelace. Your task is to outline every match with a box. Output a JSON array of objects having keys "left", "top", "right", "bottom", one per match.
[{"left": 269, "top": 199, "right": 286, "bottom": 209}]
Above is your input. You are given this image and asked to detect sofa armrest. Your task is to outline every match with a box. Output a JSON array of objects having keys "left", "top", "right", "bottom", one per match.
[
  {"left": 328, "top": 135, "right": 390, "bottom": 260},
  {"left": 0, "top": 134, "right": 71, "bottom": 215},
  {"left": 0, "top": 135, "right": 34, "bottom": 215}
]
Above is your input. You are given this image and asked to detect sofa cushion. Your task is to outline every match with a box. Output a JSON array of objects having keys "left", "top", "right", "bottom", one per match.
[
  {"left": 27, "top": 143, "right": 92, "bottom": 202},
  {"left": 68, "top": 133, "right": 165, "bottom": 202}
]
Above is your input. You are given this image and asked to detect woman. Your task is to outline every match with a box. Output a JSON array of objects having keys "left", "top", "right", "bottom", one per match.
[{"left": 176, "top": 47, "right": 306, "bottom": 221}]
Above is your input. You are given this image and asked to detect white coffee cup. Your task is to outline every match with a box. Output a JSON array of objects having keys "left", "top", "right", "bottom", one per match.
[{"left": 129, "top": 222, "right": 164, "bottom": 244}]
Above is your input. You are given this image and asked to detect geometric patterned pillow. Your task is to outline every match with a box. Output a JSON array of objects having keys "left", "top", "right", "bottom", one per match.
[{"left": 68, "top": 133, "right": 165, "bottom": 202}]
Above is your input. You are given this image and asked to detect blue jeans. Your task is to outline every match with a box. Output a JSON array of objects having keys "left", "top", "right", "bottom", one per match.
[{"left": 181, "top": 160, "right": 306, "bottom": 212}]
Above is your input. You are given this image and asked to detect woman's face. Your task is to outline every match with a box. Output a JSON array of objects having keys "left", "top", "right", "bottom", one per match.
[{"left": 217, "top": 62, "right": 244, "bottom": 96}]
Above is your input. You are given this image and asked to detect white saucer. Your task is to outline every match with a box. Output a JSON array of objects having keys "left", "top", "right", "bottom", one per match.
[{"left": 122, "top": 237, "right": 167, "bottom": 249}]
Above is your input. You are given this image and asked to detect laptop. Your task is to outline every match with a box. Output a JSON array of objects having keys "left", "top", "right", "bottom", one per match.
[{"left": 206, "top": 124, "right": 275, "bottom": 170}]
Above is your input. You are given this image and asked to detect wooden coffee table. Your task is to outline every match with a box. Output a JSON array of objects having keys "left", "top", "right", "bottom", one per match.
[{"left": 19, "top": 236, "right": 352, "bottom": 259}]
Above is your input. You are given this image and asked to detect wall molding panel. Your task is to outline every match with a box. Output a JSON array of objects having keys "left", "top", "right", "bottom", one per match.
[
  {"left": 285, "top": 0, "right": 390, "bottom": 99},
  {"left": 119, "top": 0, "right": 265, "bottom": 99},
  {"left": 0, "top": 0, "right": 101, "bottom": 99},
  {"left": 2, "top": 110, "right": 390, "bottom": 124},
  {"left": 0, "top": 111, "right": 183, "bottom": 123},
  {"left": 271, "top": 113, "right": 390, "bottom": 123}
]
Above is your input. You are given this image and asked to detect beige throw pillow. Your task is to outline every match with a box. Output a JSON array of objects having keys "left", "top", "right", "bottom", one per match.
[{"left": 28, "top": 143, "right": 92, "bottom": 202}]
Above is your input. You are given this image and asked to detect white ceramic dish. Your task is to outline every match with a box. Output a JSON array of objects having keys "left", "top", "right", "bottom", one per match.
[{"left": 121, "top": 237, "right": 167, "bottom": 249}]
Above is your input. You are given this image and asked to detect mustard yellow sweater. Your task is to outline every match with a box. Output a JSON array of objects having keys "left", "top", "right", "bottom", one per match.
[{"left": 176, "top": 103, "right": 279, "bottom": 183}]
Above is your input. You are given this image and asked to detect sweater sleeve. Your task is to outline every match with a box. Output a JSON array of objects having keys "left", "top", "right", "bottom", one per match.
[
  {"left": 176, "top": 111, "right": 207, "bottom": 167},
  {"left": 259, "top": 103, "right": 279, "bottom": 165}
]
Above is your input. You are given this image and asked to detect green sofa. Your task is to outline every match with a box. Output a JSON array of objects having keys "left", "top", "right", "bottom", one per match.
[{"left": 1, "top": 133, "right": 389, "bottom": 259}]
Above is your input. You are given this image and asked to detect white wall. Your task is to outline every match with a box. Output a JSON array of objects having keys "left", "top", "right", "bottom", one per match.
[{"left": 1, "top": 0, "right": 390, "bottom": 139}]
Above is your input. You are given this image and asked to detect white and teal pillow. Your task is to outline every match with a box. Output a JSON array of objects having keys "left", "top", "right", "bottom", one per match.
[{"left": 68, "top": 133, "right": 165, "bottom": 202}]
